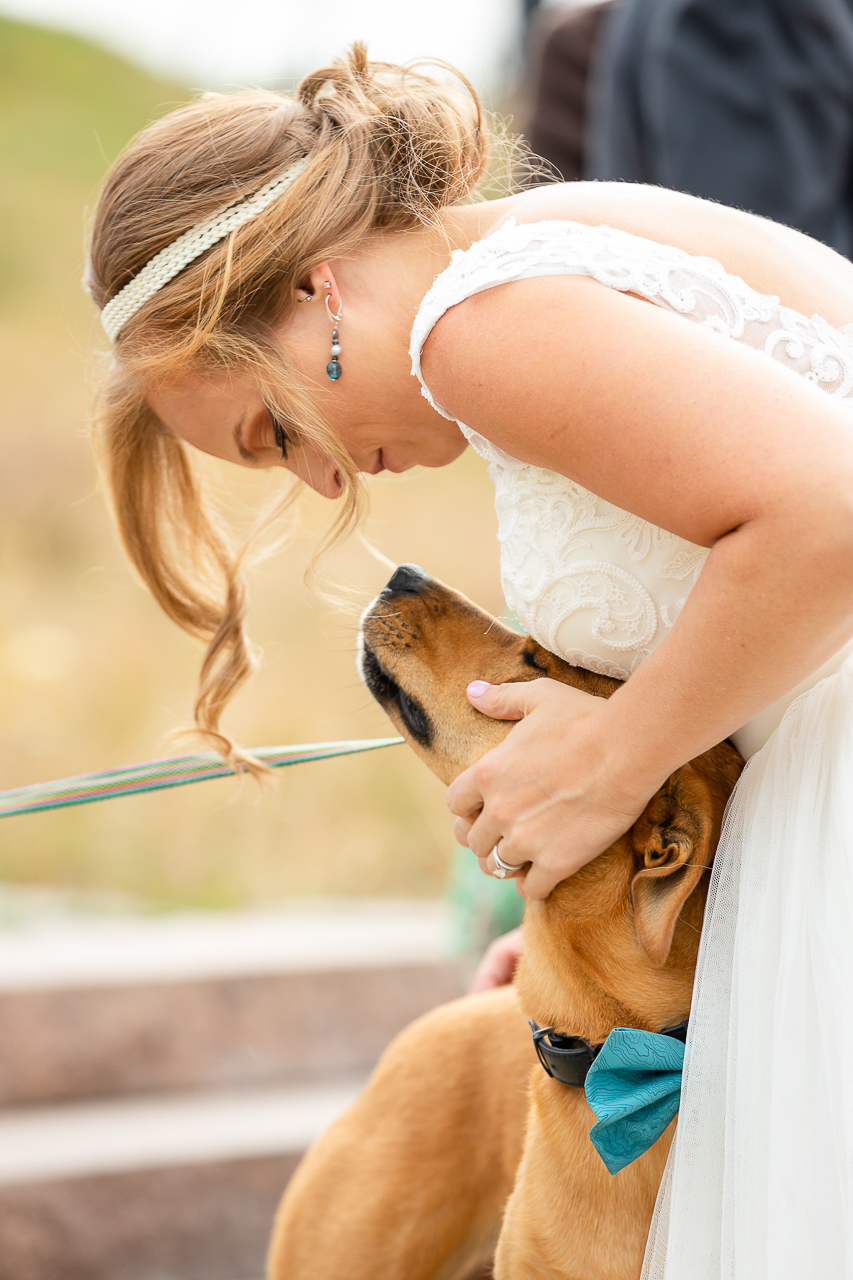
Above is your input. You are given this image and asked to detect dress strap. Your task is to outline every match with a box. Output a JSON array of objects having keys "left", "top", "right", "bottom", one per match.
[{"left": 409, "top": 219, "right": 853, "bottom": 427}]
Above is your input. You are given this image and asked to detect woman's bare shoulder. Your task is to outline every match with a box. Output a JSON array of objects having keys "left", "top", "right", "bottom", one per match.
[
  {"left": 420, "top": 265, "right": 853, "bottom": 551},
  {"left": 498, "top": 182, "right": 853, "bottom": 325}
]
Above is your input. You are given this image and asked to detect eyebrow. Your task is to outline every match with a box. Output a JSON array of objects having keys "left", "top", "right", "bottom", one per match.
[{"left": 232, "top": 415, "right": 258, "bottom": 463}]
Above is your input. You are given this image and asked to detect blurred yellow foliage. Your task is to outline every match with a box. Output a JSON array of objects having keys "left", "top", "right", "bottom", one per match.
[{"left": 0, "top": 16, "right": 505, "bottom": 907}]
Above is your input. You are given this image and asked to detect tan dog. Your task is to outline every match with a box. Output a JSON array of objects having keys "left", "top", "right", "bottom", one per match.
[{"left": 269, "top": 566, "right": 742, "bottom": 1280}]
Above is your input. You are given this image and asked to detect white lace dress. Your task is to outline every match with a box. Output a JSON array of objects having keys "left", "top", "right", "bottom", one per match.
[{"left": 410, "top": 219, "right": 853, "bottom": 1278}]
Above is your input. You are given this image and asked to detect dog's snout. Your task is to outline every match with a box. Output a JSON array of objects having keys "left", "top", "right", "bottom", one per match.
[{"left": 383, "top": 564, "right": 427, "bottom": 597}]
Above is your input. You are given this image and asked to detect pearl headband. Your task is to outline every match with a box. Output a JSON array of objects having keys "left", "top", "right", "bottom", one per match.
[{"left": 99, "top": 156, "right": 309, "bottom": 342}]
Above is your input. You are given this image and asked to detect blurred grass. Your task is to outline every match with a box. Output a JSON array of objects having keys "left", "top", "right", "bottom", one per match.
[{"left": 0, "top": 14, "right": 507, "bottom": 908}]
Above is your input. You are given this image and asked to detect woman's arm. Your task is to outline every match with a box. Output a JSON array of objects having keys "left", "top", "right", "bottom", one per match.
[{"left": 425, "top": 276, "right": 853, "bottom": 898}]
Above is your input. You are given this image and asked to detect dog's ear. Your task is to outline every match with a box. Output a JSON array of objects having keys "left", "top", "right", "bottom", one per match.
[{"left": 630, "top": 765, "right": 714, "bottom": 968}]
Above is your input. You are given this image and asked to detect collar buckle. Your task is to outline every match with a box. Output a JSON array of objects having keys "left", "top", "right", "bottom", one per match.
[
  {"left": 529, "top": 1021, "right": 602, "bottom": 1088},
  {"left": 529, "top": 1018, "right": 689, "bottom": 1089}
]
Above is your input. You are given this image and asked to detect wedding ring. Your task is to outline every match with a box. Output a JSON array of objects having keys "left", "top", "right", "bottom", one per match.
[{"left": 492, "top": 843, "right": 526, "bottom": 879}]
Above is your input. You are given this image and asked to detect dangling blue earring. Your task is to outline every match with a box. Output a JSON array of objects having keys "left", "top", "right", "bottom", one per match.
[{"left": 324, "top": 283, "right": 343, "bottom": 381}]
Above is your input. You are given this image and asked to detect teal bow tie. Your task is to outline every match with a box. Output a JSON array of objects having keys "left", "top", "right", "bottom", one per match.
[{"left": 584, "top": 1027, "right": 686, "bottom": 1175}]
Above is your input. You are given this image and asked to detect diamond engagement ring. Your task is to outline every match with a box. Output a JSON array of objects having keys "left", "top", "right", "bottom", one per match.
[{"left": 492, "top": 844, "right": 526, "bottom": 879}]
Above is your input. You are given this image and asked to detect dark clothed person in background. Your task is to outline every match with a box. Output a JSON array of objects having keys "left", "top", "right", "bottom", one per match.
[
  {"left": 527, "top": 0, "right": 853, "bottom": 257},
  {"left": 527, "top": 2, "right": 612, "bottom": 181}
]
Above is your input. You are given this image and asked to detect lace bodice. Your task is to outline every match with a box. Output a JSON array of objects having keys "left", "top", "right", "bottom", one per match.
[{"left": 409, "top": 219, "right": 853, "bottom": 687}]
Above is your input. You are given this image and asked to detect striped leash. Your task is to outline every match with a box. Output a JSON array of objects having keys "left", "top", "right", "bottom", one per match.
[{"left": 0, "top": 738, "right": 404, "bottom": 819}]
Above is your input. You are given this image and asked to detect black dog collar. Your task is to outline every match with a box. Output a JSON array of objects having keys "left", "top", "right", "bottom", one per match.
[{"left": 529, "top": 1019, "right": 689, "bottom": 1088}]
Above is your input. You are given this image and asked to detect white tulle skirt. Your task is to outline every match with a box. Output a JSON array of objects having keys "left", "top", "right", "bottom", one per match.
[{"left": 643, "top": 658, "right": 853, "bottom": 1279}]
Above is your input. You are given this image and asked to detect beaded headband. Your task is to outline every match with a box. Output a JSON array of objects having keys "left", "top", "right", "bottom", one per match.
[{"left": 99, "top": 156, "right": 309, "bottom": 342}]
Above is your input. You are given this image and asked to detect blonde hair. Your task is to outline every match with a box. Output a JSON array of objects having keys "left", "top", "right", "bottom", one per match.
[{"left": 87, "top": 44, "right": 497, "bottom": 768}]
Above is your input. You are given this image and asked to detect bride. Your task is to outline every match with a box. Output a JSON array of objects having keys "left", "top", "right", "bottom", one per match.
[{"left": 86, "top": 46, "right": 853, "bottom": 1277}]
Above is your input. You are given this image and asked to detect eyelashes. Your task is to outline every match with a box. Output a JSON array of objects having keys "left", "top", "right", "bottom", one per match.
[
  {"left": 271, "top": 417, "right": 290, "bottom": 459},
  {"left": 265, "top": 406, "right": 301, "bottom": 463},
  {"left": 268, "top": 407, "right": 301, "bottom": 461}
]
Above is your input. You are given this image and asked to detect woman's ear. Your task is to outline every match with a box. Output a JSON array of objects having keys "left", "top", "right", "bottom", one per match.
[
  {"left": 306, "top": 262, "right": 341, "bottom": 313},
  {"left": 630, "top": 765, "right": 715, "bottom": 968}
]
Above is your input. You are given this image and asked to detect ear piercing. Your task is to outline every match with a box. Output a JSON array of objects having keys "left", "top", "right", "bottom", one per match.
[{"left": 324, "top": 281, "right": 343, "bottom": 381}]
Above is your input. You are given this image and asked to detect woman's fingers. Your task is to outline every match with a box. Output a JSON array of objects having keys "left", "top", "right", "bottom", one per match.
[
  {"left": 465, "top": 678, "right": 533, "bottom": 719},
  {"left": 453, "top": 815, "right": 474, "bottom": 847},
  {"left": 446, "top": 766, "right": 487, "bottom": 826},
  {"left": 446, "top": 676, "right": 650, "bottom": 899},
  {"left": 517, "top": 859, "right": 563, "bottom": 901},
  {"left": 458, "top": 809, "right": 504, "bottom": 858},
  {"left": 447, "top": 680, "right": 560, "bottom": 867},
  {"left": 448, "top": 680, "right": 575, "bottom": 828}
]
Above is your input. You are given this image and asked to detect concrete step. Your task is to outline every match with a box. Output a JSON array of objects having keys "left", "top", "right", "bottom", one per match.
[
  {"left": 0, "top": 1080, "right": 367, "bottom": 1185},
  {"left": 0, "top": 900, "right": 463, "bottom": 1106},
  {"left": 0, "top": 1080, "right": 366, "bottom": 1280},
  {"left": 0, "top": 1155, "right": 287, "bottom": 1280},
  {"left": 0, "top": 899, "right": 465, "bottom": 1279}
]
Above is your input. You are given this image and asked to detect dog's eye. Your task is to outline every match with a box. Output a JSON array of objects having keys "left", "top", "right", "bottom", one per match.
[{"left": 398, "top": 689, "right": 430, "bottom": 740}]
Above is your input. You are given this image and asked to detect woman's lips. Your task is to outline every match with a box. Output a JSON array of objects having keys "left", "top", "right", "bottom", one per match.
[
  {"left": 380, "top": 450, "right": 411, "bottom": 474},
  {"left": 366, "top": 449, "right": 410, "bottom": 475}
]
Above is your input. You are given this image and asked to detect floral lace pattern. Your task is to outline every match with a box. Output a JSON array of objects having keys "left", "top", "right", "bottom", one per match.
[{"left": 409, "top": 220, "right": 853, "bottom": 677}]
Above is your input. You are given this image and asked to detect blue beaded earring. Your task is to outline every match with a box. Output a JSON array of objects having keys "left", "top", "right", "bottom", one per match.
[{"left": 324, "top": 283, "right": 343, "bottom": 381}]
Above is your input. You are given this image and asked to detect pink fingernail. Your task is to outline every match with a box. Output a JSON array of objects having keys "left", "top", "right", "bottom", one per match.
[{"left": 467, "top": 680, "right": 490, "bottom": 697}]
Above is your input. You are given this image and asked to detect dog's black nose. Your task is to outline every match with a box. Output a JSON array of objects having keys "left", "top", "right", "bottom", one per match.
[{"left": 383, "top": 564, "right": 427, "bottom": 596}]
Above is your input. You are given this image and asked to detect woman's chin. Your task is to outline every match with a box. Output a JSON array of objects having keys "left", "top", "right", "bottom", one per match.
[
  {"left": 378, "top": 434, "right": 467, "bottom": 473},
  {"left": 427, "top": 437, "right": 469, "bottom": 467}
]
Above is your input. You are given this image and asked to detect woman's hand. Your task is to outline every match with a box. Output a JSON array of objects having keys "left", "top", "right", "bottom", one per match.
[
  {"left": 446, "top": 678, "right": 656, "bottom": 900},
  {"left": 470, "top": 927, "right": 524, "bottom": 993}
]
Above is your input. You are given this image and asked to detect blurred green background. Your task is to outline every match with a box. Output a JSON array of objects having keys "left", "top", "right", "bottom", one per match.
[{"left": 0, "top": 14, "right": 512, "bottom": 910}]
